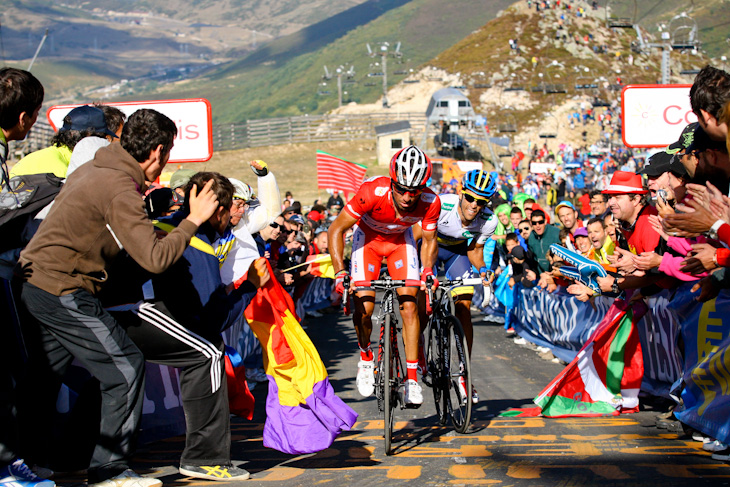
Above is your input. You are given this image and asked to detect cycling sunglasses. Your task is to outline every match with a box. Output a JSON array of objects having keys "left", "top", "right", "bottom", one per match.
[
  {"left": 391, "top": 181, "right": 425, "bottom": 196},
  {"left": 462, "top": 192, "right": 488, "bottom": 206}
]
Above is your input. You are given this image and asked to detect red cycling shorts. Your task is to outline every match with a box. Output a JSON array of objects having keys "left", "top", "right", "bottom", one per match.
[{"left": 350, "top": 224, "right": 419, "bottom": 281}]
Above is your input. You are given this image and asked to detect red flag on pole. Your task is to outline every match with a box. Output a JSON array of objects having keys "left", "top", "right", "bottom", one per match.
[{"left": 316, "top": 150, "right": 368, "bottom": 197}]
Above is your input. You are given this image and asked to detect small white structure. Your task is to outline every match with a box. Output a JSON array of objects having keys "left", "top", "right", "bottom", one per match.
[
  {"left": 375, "top": 121, "right": 411, "bottom": 167},
  {"left": 425, "top": 88, "right": 476, "bottom": 127}
]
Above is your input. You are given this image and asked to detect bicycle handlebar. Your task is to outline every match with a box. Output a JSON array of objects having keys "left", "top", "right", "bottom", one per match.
[
  {"left": 351, "top": 279, "right": 424, "bottom": 288},
  {"left": 343, "top": 276, "right": 484, "bottom": 316}
]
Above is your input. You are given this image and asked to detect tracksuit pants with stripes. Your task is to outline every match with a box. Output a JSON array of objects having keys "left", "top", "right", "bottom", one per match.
[{"left": 20, "top": 283, "right": 230, "bottom": 481}]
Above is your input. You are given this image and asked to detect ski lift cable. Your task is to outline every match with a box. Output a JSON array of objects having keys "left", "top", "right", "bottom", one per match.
[{"left": 635, "top": 0, "right": 665, "bottom": 24}]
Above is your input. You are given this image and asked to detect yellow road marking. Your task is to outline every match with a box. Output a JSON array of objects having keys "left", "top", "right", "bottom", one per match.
[
  {"left": 506, "top": 464, "right": 541, "bottom": 479},
  {"left": 554, "top": 417, "right": 639, "bottom": 427},
  {"left": 252, "top": 467, "right": 303, "bottom": 481},
  {"left": 505, "top": 441, "right": 602, "bottom": 456},
  {"left": 501, "top": 435, "right": 557, "bottom": 441},
  {"left": 386, "top": 466, "right": 422, "bottom": 479},
  {"left": 450, "top": 464, "right": 486, "bottom": 479},
  {"left": 618, "top": 442, "right": 709, "bottom": 455},
  {"left": 482, "top": 418, "right": 546, "bottom": 428}
]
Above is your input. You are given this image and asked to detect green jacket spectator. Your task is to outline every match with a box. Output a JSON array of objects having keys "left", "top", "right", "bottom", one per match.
[{"left": 527, "top": 209, "right": 561, "bottom": 273}]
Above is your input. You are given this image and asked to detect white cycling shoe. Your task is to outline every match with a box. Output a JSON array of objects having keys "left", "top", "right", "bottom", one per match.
[
  {"left": 404, "top": 379, "right": 423, "bottom": 408},
  {"left": 356, "top": 360, "right": 375, "bottom": 397}
]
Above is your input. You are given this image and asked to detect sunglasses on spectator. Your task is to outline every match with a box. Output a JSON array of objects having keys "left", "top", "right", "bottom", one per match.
[
  {"left": 590, "top": 199, "right": 605, "bottom": 205},
  {"left": 269, "top": 222, "right": 283, "bottom": 229},
  {"left": 519, "top": 226, "right": 531, "bottom": 232},
  {"left": 462, "top": 192, "right": 489, "bottom": 206},
  {"left": 391, "top": 181, "right": 424, "bottom": 196},
  {"left": 531, "top": 219, "right": 545, "bottom": 225}
]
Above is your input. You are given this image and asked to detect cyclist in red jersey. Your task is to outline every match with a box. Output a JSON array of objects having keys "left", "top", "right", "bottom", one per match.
[{"left": 328, "top": 146, "right": 440, "bottom": 407}]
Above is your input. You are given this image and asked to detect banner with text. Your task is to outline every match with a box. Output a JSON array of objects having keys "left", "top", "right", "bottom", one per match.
[
  {"left": 621, "top": 84, "right": 696, "bottom": 148},
  {"left": 47, "top": 99, "right": 213, "bottom": 163}
]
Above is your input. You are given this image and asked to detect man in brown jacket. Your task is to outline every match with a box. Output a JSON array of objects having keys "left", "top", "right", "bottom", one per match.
[{"left": 17, "top": 109, "right": 219, "bottom": 487}]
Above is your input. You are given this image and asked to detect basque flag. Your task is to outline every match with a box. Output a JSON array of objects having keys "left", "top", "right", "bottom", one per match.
[
  {"left": 316, "top": 150, "right": 368, "bottom": 197},
  {"left": 501, "top": 302, "right": 643, "bottom": 418}
]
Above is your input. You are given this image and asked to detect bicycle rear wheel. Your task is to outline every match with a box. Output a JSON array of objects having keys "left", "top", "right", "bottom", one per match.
[
  {"left": 426, "top": 317, "right": 447, "bottom": 425},
  {"left": 444, "top": 315, "right": 472, "bottom": 433}
]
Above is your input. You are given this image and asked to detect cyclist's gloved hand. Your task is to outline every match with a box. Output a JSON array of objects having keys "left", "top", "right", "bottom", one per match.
[
  {"left": 335, "top": 270, "right": 350, "bottom": 295},
  {"left": 421, "top": 267, "right": 438, "bottom": 290},
  {"left": 479, "top": 266, "right": 490, "bottom": 284}
]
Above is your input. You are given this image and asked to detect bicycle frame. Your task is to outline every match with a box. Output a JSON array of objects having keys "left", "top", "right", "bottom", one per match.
[{"left": 346, "top": 276, "right": 422, "bottom": 455}]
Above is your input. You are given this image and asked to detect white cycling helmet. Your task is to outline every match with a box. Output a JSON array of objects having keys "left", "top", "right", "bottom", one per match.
[
  {"left": 389, "top": 145, "right": 432, "bottom": 188},
  {"left": 229, "top": 178, "right": 254, "bottom": 201}
]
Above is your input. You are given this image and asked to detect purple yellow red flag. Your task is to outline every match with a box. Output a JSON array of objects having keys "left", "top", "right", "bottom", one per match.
[{"left": 243, "top": 260, "right": 357, "bottom": 454}]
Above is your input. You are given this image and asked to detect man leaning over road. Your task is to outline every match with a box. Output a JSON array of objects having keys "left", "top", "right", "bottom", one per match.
[{"left": 17, "top": 109, "right": 219, "bottom": 487}]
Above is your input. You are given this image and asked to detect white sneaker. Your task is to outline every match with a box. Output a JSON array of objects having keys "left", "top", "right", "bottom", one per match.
[
  {"left": 404, "top": 379, "right": 423, "bottom": 408},
  {"left": 692, "top": 432, "right": 712, "bottom": 443},
  {"left": 513, "top": 337, "right": 527, "bottom": 345},
  {"left": 356, "top": 360, "right": 375, "bottom": 397},
  {"left": 704, "top": 440, "right": 728, "bottom": 452},
  {"left": 90, "top": 469, "right": 161, "bottom": 487}
]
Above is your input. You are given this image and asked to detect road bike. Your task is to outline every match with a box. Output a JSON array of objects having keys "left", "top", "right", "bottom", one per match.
[
  {"left": 345, "top": 275, "right": 423, "bottom": 455},
  {"left": 425, "top": 276, "right": 483, "bottom": 433}
]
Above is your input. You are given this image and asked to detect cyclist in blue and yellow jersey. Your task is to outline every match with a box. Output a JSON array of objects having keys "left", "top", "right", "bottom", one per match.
[{"left": 414, "top": 169, "right": 498, "bottom": 404}]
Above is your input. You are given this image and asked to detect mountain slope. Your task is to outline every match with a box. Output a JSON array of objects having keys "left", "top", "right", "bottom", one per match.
[{"left": 132, "top": 0, "right": 515, "bottom": 122}]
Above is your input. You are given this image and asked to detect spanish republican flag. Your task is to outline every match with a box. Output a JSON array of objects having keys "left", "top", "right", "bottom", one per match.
[
  {"left": 306, "top": 253, "right": 335, "bottom": 279},
  {"left": 243, "top": 260, "right": 357, "bottom": 454}
]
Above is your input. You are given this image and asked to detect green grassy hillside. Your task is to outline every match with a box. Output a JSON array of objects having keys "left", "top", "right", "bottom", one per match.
[{"left": 119, "top": 0, "right": 515, "bottom": 122}]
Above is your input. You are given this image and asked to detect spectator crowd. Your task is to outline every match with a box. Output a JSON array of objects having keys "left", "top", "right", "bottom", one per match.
[{"left": 3, "top": 56, "right": 730, "bottom": 485}]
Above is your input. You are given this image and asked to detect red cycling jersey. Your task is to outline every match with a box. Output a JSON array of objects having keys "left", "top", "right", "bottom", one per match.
[{"left": 345, "top": 176, "right": 441, "bottom": 234}]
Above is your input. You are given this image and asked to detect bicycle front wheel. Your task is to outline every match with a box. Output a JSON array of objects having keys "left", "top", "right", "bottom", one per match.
[
  {"left": 427, "top": 317, "right": 447, "bottom": 425},
  {"left": 383, "top": 312, "right": 394, "bottom": 455},
  {"left": 444, "top": 315, "right": 472, "bottom": 433}
]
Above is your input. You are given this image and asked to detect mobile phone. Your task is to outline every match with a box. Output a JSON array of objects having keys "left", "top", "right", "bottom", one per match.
[{"left": 657, "top": 189, "right": 668, "bottom": 206}]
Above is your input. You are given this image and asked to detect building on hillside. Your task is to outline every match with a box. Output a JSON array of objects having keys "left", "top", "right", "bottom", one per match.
[
  {"left": 425, "top": 88, "right": 477, "bottom": 128},
  {"left": 375, "top": 121, "right": 411, "bottom": 167}
]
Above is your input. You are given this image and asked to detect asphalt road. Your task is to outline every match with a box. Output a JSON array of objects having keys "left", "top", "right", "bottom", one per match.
[{"left": 121, "top": 306, "right": 730, "bottom": 487}]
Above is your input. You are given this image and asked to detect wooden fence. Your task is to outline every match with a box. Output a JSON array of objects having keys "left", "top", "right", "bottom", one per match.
[
  {"left": 213, "top": 112, "right": 428, "bottom": 150},
  {"left": 9, "top": 114, "right": 489, "bottom": 160}
]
